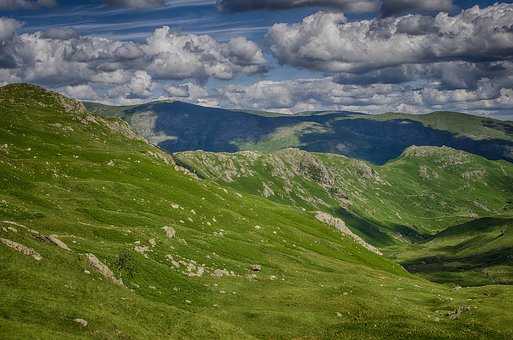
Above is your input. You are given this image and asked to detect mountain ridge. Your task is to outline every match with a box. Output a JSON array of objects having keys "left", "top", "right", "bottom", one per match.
[
  {"left": 2, "top": 83, "right": 513, "bottom": 338},
  {"left": 84, "top": 99, "right": 513, "bottom": 165}
]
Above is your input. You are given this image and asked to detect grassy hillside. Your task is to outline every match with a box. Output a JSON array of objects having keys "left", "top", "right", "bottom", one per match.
[
  {"left": 176, "top": 148, "right": 513, "bottom": 236},
  {"left": 398, "top": 217, "right": 513, "bottom": 286},
  {"left": 372, "top": 111, "right": 513, "bottom": 142},
  {"left": 85, "top": 101, "right": 513, "bottom": 165},
  {"left": 6, "top": 84, "right": 513, "bottom": 338},
  {"left": 175, "top": 148, "right": 513, "bottom": 286}
]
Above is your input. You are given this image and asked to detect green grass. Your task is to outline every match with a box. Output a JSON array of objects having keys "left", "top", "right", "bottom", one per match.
[
  {"left": 1, "top": 84, "right": 513, "bottom": 338},
  {"left": 368, "top": 111, "right": 513, "bottom": 142},
  {"left": 175, "top": 146, "right": 513, "bottom": 287}
]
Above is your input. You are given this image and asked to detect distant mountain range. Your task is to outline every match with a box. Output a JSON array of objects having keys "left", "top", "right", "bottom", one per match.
[{"left": 86, "top": 100, "right": 513, "bottom": 165}]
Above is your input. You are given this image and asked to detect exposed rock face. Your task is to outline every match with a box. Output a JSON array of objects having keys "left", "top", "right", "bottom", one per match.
[
  {"left": 314, "top": 212, "right": 382, "bottom": 256},
  {"left": 0, "top": 238, "right": 43, "bottom": 260},
  {"left": 85, "top": 253, "right": 124, "bottom": 287},
  {"left": 262, "top": 183, "right": 274, "bottom": 198},
  {"left": 56, "top": 95, "right": 87, "bottom": 114},
  {"left": 418, "top": 165, "right": 439, "bottom": 180},
  {"left": 403, "top": 146, "right": 469, "bottom": 166},
  {"left": 462, "top": 169, "right": 487, "bottom": 181}
]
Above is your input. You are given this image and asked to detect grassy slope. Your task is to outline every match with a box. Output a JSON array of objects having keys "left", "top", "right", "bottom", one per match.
[
  {"left": 175, "top": 148, "right": 513, "bottom": 286},
  {"left": 397, "top": 217, "right": 513, "bottom": 286},
  {"left": 175, "top": 148, "right": 513, "bottom": 236},
  {"left": 369, "top": 111, "right": 513, "bottom": 142},
  {"left": 4, "top": 84, "right": 512, "bottom": 338}
]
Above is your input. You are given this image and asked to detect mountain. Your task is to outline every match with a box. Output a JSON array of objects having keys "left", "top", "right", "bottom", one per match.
[
  {"left": 175, "top": 147, "right": 513, "bottom": 285},
  {"left": 85, "top": 100, "right": 513, "bottom": 165},
  {"left": 2, "top": 84, "right": 513, "bottom": 339}
]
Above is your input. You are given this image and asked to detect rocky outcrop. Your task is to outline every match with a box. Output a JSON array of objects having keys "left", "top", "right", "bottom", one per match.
[
  {"left": 0, "top": 238, "right": 42, "bottom": 260},
  {"left": 314, "top": 212, "right": 382, "bottom": 256}
]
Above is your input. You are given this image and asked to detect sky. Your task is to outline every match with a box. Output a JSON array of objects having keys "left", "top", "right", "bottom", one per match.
[{"left": 1, "top": 0, "right": 513, "bottom": 118}]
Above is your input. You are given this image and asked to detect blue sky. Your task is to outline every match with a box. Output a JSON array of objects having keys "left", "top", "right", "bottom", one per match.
[{"left": 1, "top": 0, "right": 513, "bottom": 118}]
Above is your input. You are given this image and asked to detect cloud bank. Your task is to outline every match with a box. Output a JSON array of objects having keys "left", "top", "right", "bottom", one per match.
[
  {"left": 268, "top": 4, "right": 513, "bottom": 73},
  {"left": 0, "top": 18, "right": 266, "bottom": 103}
]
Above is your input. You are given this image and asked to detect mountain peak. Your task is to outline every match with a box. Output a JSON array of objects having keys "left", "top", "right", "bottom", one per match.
[{"left": 0, "top": 83, "right": 87, "bottom": 115}]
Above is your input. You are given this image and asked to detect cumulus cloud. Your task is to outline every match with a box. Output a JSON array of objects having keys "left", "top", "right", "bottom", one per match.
[
  {"left": 0, "top": 22, "right": 267, "bottom": 103},
  {"left": 62, "top": 84, "right": 98, "bottom": 100},
  {"left": 218, "top": 0, "right": 378, "bottom": 13},
  {"left": 104, "top": 0, "right": 165, "bottom": 8},
  {"left": 268, "top": 4, "right": 513, "bottom": 73},
  {"left": 144, "top": 27, "right": 266, "bottom": 80},
  {"left": 217, "top": 76, "right": 513, "bottom": 116},
  {"left": 380, "top": 0, "right": 453, "bottom": 17},
  {"left": 0, "top": 17, "right": 21, "bottom": 40},
  {"left": 334, "top": 61, "right": 513, "bottom": 91},
  {"left": 0, "top": 0, "right": 56, "bottom": 10}
]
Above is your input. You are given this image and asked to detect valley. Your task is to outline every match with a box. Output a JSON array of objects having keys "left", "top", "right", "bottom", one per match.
[{"left": 1, "top": 84, "right": 512, "bottom": 339}]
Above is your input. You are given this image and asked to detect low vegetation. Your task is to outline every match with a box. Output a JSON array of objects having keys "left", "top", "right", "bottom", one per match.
[{"left": 1, "top": 84, "right": 512, "bottom": 339}]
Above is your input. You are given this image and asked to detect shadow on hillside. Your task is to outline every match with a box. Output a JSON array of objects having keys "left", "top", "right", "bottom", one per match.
[
  {"left": 300, "top": 118, "right": 513, "bottom": 165},
  {"left": 337, "top": 208, "right": 429, "bottom": 247},
  {"left": 126, "top": 102, "right": 513, "bottom": 165}
]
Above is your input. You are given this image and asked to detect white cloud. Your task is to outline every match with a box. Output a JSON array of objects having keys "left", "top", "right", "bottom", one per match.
[
  {"left": 0, "top": 17, "right": 21, "bottom": 40},
  {"left": 217, "top": 77, "right": 513, "bottom": 116},
  {"left": 144, "top": 26, "right": 266, "bottom": 80},
  {"left": 0, "top": 22, "right": 267, "bottom": 103},
  {"left": 62, "top": 84, "right": 98, "bottom": 100},
  {"left": 268, "top": 4, "right": 513, "bottom": 73}
]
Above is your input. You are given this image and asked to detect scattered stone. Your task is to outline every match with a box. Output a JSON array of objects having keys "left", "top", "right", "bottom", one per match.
[
  {"left": 148, "top": 238, "right": 157, "bottom": 247},
  {"left": 47, "top": 235, "right": 71, "bottom": 251},
  {"left": 162, "top": 226, "right": 176, "bottom": 239},
  {"left": 250, "top": 264, "right": 262, "bottom": 272},
  {"left": 212, "top": 269, "right": 229, "bottom": 278},
  {"left": 85, "top": 253, "right": 124, "bottom": 287},
  {"left": 448, "top": 305, "right": 471, "bottom": 320},
  {"left": 134, "top": 245, "right": 150, "bottom": 257},
  {"left": 73, "top": 318, "right": 88, "bottom": 327},
  {"left": 0, "top": 238, "right": 42, "bottom": 261}
]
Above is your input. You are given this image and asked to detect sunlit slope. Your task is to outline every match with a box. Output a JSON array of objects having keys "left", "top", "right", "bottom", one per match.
[
  {"left": 1, "top": 84, "right": 513, "bottom": 339},
  {"left": 176, "top": 148, "right": 513, "bottom": 239}
]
